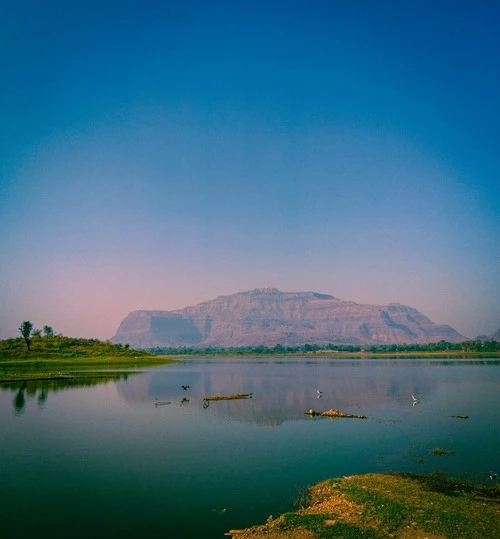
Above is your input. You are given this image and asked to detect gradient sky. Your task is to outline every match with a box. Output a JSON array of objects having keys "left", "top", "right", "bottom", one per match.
[{"left": 1, "top": 0, "right": 499, "bottom": 341}]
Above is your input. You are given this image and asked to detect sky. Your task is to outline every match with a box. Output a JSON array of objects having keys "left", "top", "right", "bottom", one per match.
[{"left": 1, "top": 0, "right": 499, "bottom": 341}]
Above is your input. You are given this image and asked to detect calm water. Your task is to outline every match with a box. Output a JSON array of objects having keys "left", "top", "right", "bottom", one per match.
[{"left": 1, "top": 357, "right": 499, "bottom": 538}]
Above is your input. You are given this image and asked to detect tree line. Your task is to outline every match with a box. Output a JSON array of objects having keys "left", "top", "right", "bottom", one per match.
[
  {"left": 146, "top": 339, "right": 500, "bottom": 356},
  {"left": 15, "top": 319, "right": 500, "bottom": 355}
]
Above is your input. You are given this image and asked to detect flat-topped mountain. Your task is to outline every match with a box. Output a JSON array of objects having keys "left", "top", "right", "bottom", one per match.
[{"left": 110, "top": 288, "right": 465, "bottom": 348}]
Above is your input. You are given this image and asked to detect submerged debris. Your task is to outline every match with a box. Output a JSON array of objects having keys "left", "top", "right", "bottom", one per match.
[
  {"left": 305, "top": 408, "right": 367, "bottom": 419},
  {"left": 204, "top": 393, "right": 252, "bottom": 401},
  {"left": 431, "top": 447, "right": 455, "bottom": 456},
  {"left": 450, "top": 415, "right": 469, "bottom": 419}
]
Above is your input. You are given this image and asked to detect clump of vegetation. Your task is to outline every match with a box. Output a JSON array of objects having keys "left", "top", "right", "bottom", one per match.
[
  {"left": 228, "top": 472, "right": 500, "bottom": 538},
  {"left": 305, "top": 408, "right": 367, "bottom": 419},
  {"left": 431, "top": 447, "right": 455, "bottom": 456},
  {"left": 1, "top": 334, "right": 152, "bottom": 360}
]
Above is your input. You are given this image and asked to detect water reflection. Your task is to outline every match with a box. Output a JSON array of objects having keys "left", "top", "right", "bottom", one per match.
[
  {"left": 1, "top": 357, "right": 499, "bottom": 539},
  {"left": 111, "top": 358, "right": 500, "bottom": 427},
  {"left": 13, "top": 383, "right": 26, "bottom": 415},
  {"left": 2, "top": 374, "right": 132, "bottom": 415}
]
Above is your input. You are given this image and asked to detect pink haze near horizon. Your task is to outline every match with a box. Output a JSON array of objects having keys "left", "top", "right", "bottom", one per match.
[{"left": 1, "top": 1, "right": 499, "bottom": 341}]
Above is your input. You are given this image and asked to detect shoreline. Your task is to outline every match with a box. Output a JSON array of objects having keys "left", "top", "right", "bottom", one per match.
[
  {"left": 227, "top": 472, "right": 500, "bottom": 538},
  {"left": 2, "top": 351, "right": 498, "bottom": 383},
  {"left": 169, "top": 350, "right": 500, "bottom": 359}
]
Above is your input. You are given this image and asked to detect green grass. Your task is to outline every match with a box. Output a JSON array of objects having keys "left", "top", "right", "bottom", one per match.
[
  {"left": 229, "top": 472, "right": 500, "bottom": 538},
  {"left": 324, "top": 473, "right": 499, "bottom": 538},
  {"left": 1, "top": 336, "right": 159, "bottom": 358},
  {"left": 0, "top": 336, "right": 177, "bottom": 382}
]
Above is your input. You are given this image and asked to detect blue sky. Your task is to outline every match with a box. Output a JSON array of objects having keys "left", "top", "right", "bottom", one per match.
[{"left": 1, "top": 0, "right": 499, "bottom": 340}]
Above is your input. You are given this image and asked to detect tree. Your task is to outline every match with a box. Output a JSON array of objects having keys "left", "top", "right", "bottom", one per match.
[
  {"left": 43, "top": 325, "right": 55, "bottom": 338},
  {"left": 32, "top": 328, "right": 42, "bottom": 338},
  {"left": 19, "top": 320, "right": 33, "bottom": 352}
]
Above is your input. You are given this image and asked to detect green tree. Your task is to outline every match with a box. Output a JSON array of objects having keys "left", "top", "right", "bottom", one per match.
[
  {"left": 32, "top": 328, "right": 42, "bottom": 338},
  {"left": 19, "top": 320, "right": 34, "bottom": 351},
  {"left": 43, "top": 325, "right": 55, "bottom": 338}
]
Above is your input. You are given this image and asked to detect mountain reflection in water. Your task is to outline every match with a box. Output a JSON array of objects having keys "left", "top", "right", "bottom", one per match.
[{"left": 114, "top": 357, "right": 500, "bottom": 427}]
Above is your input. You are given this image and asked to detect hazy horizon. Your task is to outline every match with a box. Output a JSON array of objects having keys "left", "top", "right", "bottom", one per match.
[{"left": 1, "top": 1, "right": 499, "bottom": 341}]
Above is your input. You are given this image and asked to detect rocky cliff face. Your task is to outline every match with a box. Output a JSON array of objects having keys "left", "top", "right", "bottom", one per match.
[{"left": 111, "top": 288, "right": 465, "bottom": 348}]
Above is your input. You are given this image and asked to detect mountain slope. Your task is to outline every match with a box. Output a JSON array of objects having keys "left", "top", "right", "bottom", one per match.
[{"left": 111, "top": 288, "right": 465, "bottom": 348}]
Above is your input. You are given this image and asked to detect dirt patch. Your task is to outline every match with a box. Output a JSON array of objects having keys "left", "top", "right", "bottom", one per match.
[
  {"left": 227, "top": 520, "right": 315, "bottom": 539},
  {"left": 300, "top": 479, "right": 364, "bottom": 524}
]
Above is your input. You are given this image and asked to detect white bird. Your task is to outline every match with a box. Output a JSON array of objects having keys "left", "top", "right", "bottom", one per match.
[
  {"left": 316, "top": 389, "right": 322, "bottom": 399},
  {"left": 411, "top": 394, "right": 418, "bottom": 402},
  {"left": 490, "top": 471, "right": 497, "bottom": 480}
]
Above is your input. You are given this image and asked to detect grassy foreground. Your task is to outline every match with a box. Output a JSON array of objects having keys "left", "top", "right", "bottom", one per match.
[
  {"left": 227, "top": 473, "right": 500, "bottom": 538},
  {"left": 0, "top": 336, "right": 176, "bottom": 382}
]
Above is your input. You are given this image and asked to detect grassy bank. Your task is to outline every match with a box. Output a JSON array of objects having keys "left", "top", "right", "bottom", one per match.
[
  {"left": 0, "top": 336, "right": 177, "bottom": 382},
  {"left": 228, "top": 472, "right": 500, "bottom": 538}
]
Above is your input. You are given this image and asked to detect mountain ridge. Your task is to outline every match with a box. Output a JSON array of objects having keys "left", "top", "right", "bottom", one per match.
[{"left": 111, "top": 288, "right": 466, "bottom": 348}]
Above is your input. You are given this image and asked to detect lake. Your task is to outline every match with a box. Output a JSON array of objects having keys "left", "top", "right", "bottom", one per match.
[{"left": 1, "top": 357, "right": 499, "bottom": 538}]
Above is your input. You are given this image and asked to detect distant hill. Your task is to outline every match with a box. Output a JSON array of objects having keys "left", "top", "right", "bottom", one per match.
[
  {"left": 111, "top": 288, "right": 465, "bottom": 348},
  {"left": 491, "top": 328, "right": 500, "bottom": 341}
]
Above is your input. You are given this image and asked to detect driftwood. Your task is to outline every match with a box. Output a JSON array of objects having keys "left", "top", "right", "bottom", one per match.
[
  {"left": 203, "top": 393, "right": 252, "bottom": 401},
  {"left": 305, "top": 408, "right": 367, "bottom": 419}
]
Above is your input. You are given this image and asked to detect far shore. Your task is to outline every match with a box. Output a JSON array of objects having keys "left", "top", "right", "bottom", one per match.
[
  {"left": 169, "top": 349, "right": 500, "bottom": 359},
  {"left": 2, "top": 342, "right": 498, "bottom": 384}
]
